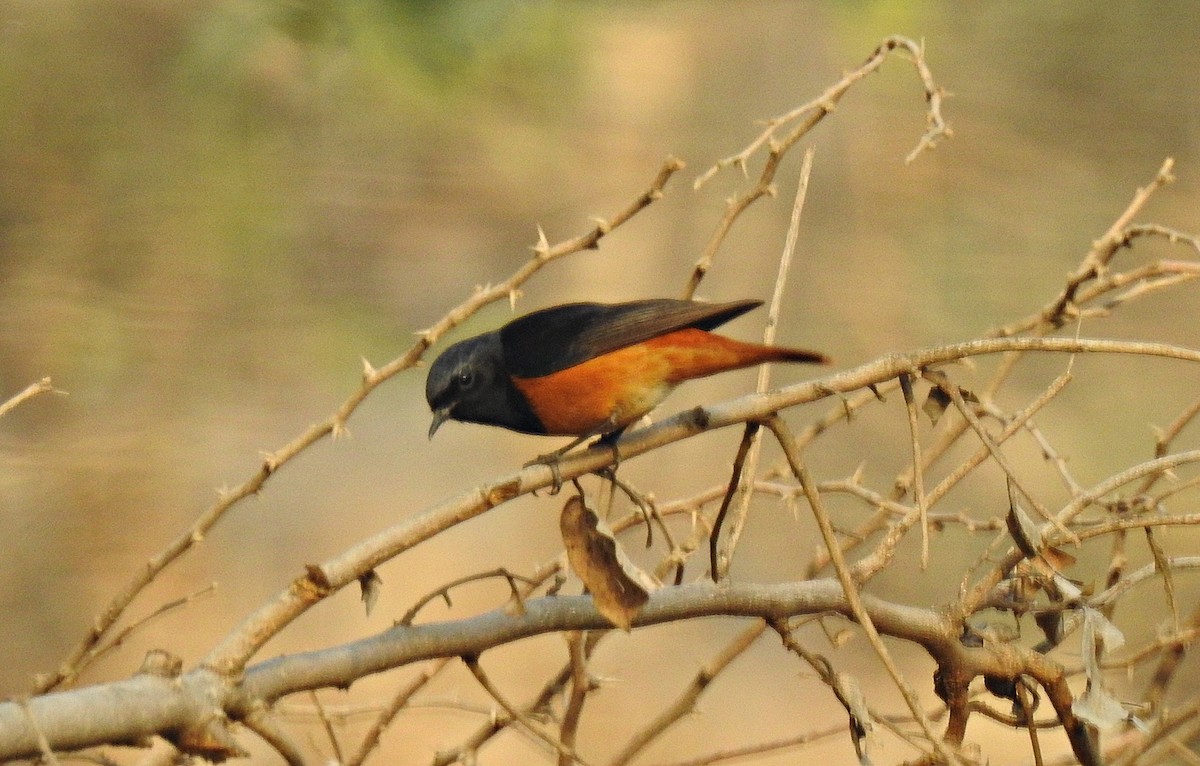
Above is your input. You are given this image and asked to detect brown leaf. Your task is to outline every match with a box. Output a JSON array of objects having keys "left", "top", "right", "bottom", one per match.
[
  {"left": 922, "top": 385, "right": 951, "bottom": 425},
  {"left": 560, "top": 495, "right": 655, "bottom": 630},
  {"left": 359, "top": 570, "right": 383, "bottom": 617},
  {"left": 1006, "top": 497, "right": 1043, "bottom": 560},
  {"left": 1040, "top": 546, "right": 1077, "bottom": 571}
]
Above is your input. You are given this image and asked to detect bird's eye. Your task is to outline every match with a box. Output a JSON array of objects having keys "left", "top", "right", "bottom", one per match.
[{"left": 456, "top": 370, "right": 475, "bottom": 388}]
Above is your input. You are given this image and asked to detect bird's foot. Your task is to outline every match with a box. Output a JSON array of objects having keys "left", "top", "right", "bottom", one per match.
[
  {"left": 594, "top": 430, "right": 623, "bottom": 471},
  {"left": 524, "top": 428, "right": 625, "bottom": 495},
  {"left": 524, "top": 450, "right": 567, "bottom": 494}
]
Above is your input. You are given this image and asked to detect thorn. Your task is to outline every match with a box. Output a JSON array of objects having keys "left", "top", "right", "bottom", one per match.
[
  {"left": 532, "top": 225, "right": 551, "bottom": 258},
  {"left": 851, "top": 462, "right": 866, "bottom": 484},
  {"left": 590, "top": 216, "right": 612, "bottom": 234}
]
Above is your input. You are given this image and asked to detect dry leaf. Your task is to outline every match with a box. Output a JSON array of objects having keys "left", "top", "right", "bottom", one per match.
[
  {"left": 832, "top": 672, "right": 873, "bottom": 765},
  {"left": 1007, "top": 501, "right": 1041, "bottom": 560},
  {"left": 560, "top": 495, "right": 655, "bottom": 630},
  {"left": 359, "top": 570, "right": 383, "bottom": 617},
  {"left": 1006, "top": 492, "right": 1078, "bottom": 600},
  {"left": 1072, "top": 607, "right": 1128, "bottom": 730},
  {"left": 922, "top": 386, "right": 951, "bottom": 425}
]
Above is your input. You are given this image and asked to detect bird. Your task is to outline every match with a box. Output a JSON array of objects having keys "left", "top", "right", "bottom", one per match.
[{"left": 425, "top": 298, "right": 830, "bottom": 453}]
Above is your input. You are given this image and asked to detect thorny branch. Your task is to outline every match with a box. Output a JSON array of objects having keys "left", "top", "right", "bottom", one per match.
[{"left": 685, "top": 35, "right": 950, "bottom": 298}]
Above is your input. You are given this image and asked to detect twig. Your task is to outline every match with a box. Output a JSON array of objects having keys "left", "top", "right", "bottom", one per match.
[
  {"left": 559, "top": 631, "right": 591, "bottom": 766},
  {"left": 646, "top": 720, "right": 852, "bottom": 766},
  {"left": 306, "top": 691, "right": 343, "bottom": 766},
  {"left": 244, "top": 706, "right": 309, "bottom": 766},
  {"left": 925, "top": 371, "right": 1078, "bottom": 544},
  {"left": 1053, "top": 451, "right": 1200, "bottom": 530},
  {"left": 397, "top": 568, "right": 537, "bottom": 626},
  {"left": 608, "top": 621, "right": 767, "bottom": 766},
  {"left": 83, "top": 584, "right": 217, "bottom": 674},
  {"left": 603, "top": 469, "right": 677, "bottom": 555},
  {"left": 694, "top": 36, "right": 947, "bottom": 188},
  {"left": 1154, "top": 396, "right": 1200, "bottom": 459},
  {"left": 1088, "top": 557, "right": 1200, "bottom": 611},
  {"left": 770, "top": 617, "right": 899, "bottom": 759},
  {"left": 428, "top": 560, "right": 578, "bottom": 766},
  {"left": 1017, "top": 681, "right": 1044, "bottom": 766},
  {"left": 709, "top": 422, "right": 759, "bottom": 581},
  {"left": 898, "top": 372, "right": 931, "bottom": 568},
  {"left": 1044, "top": 158, "right": 1177, "bottom": 326},
  {"left": 17, "top": 698, "right": 59, "bottom": 766},
  {"left": 847, "top": 372, "right": 1072, "bottom": 583},
  {"left": 0, "top": 377, "right": 60, "bottom": 419},
  {"left": 345, "top": 658, "right": 450, "bottom": 766},
  {"left": 963, "top": 452, "right": 1200, "bottom": 615},
  {"left": 462, "top": 654, "right": 585, "bottom": 765},
  {"left": 718, "top": 147, "right": 816, "bottom": 574},
  {"left": 1108, "top": 698, "right": 1200, "bottom": 766},
  {"left": 1012, "top": 410, "right": 1087, "bottom": 497},
  {"left": 1104, "top": 625, "right": 1200, "bottom": 672},
  {"left": 686, "top": 36, "right": 949, "bottom": 297},
  {"left": 432, "top": 659, "right": 577, "bottom": 766},
  {"left": 1140, "top": 604, "right": 1200, "bottom": 716}
]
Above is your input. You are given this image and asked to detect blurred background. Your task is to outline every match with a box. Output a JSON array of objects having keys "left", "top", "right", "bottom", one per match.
[{"left": 2, "top": 1, "right": 1200, "bottom": 763}]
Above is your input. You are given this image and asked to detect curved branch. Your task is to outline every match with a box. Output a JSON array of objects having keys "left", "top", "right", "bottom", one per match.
[{"left": 0, "top": 581, "right": 945, "bottom": 761}]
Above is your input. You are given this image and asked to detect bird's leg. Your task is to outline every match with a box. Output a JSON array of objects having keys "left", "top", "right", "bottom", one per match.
[
  {"left": 594, "top": 426, "right": 627, "bottom": 471},
  {"left": 524, "top": 434, "right": 589, "bottom": 495},
  {"left": 524, "top": 420, "right": 626, "bottom": 494}
]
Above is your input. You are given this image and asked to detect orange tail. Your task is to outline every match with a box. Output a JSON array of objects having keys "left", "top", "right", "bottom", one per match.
[{"left": 647, "top": 328, "right": 830, "bottom": 384}]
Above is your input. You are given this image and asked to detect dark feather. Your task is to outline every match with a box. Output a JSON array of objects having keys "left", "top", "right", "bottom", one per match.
[{"left": 500, "top": 299, "right": 762, "bottom": 378}]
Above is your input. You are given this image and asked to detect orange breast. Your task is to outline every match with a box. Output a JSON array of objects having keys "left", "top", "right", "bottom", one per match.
[{"left": 510, "top": 329, "right": 781, "bottom": 436}]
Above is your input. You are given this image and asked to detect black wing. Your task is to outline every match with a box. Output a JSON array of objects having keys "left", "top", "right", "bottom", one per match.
[{"left": 500, "top": 298, "right": 762, "bottom": 378}]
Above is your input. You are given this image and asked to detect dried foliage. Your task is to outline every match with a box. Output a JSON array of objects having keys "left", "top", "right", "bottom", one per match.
[{"left": 4, "top": 35, "right": 1200, "bottom": 766}]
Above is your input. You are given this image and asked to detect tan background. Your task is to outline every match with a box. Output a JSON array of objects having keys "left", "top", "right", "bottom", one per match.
[{"left": 2, "top": 2, "right": 1199, "bottom": 763}]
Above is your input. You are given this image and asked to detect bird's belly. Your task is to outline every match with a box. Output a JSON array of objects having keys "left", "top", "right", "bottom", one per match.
[{"left": 511, "top": 343, "right": 675, "bottom": 436}]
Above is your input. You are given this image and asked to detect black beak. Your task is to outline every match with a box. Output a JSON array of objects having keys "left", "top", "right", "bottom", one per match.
[{"left": 428, "top": 407, "right": 451, "bottom": 439}]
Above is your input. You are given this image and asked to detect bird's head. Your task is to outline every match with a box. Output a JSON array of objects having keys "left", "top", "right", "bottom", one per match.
[{"left": 426, "top": 332, "right": 543, "bottom": 437}]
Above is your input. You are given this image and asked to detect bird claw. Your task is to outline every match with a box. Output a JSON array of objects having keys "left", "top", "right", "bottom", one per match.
[
  {"left": 525, "top": 451, "right": 566, "bottom": 494},
  {"left": 524, "top": 431, "right": 625, "bottom": 495},
  {"left": 595, "top": 432, "right": 623, "bottom": 471}
]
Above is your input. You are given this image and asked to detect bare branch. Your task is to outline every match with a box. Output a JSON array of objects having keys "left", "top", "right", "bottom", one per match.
[
  {"left": 608, "top": 621, "right": 767, "bottom": 766},
  {"left": 686, "top": 37, "right": 949, "bottom": 297},
  {"left": 764, "top": 416, "right": 960, "bottom": 765},
  {"left": 0, "top": 377, "right": 61, "bottom": 418}
]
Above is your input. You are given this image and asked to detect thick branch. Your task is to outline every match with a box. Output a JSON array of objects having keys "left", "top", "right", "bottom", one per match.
[{"left": 0, "top": 582, "right": 944, "bottom": 761}]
